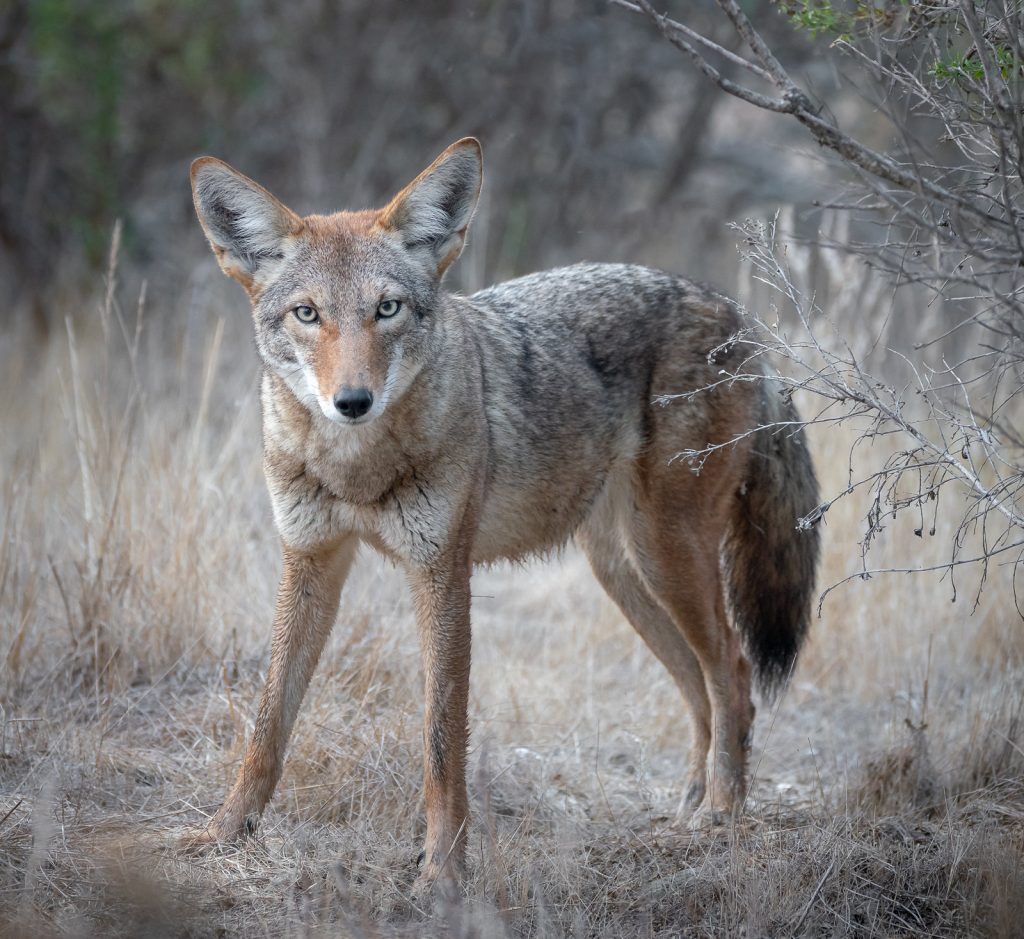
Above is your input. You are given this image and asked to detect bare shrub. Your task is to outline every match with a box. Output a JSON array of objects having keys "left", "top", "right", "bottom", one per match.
[{"left": 617, "top": 0, "right": 1024, "bottom": 609}]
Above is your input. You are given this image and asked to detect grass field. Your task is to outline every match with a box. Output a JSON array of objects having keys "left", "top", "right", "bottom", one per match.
[{"left": 1, "top": 257, "right": 1022, "bottom": 937}]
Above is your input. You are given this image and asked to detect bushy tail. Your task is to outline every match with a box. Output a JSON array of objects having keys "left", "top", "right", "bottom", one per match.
[{"left": 724, "top": 378, "right": 821, "bottom": 698}]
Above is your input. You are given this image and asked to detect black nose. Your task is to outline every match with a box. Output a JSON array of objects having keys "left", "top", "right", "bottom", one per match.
[{"left": 334, "top": 386, "right": 373, "bottom": 419}]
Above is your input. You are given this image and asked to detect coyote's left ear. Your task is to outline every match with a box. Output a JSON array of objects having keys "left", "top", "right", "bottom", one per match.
[{"left": 378, "top": 138, "right": 483, "bottom": 278}]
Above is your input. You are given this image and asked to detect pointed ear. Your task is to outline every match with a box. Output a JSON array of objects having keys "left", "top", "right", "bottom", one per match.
[
  {"left": 190, "top": 157, "right": 303, "bottom": 293},
  {"left": 377, "top": 138, "right": 483, "bottom": 278}
]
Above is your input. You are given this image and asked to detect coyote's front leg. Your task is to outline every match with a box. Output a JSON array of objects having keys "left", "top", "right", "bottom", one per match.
[
  {"left": 407, "top": 540, "right": 474, "bottom": 891},
  {"left": 189, "top": 538, "right": 356, "bottom": 845}
]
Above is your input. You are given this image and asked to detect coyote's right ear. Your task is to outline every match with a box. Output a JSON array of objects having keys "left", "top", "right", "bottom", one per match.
[{"left": 190, "top": 157, "right": 303, "bottom": 294}]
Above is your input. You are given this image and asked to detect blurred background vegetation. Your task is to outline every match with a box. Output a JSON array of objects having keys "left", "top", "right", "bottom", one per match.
[
  {"left": 0, "top": 0, "right": 837, "bottom": 333},
  {"left": 3, "top": 5, "right": 1023, "bottom": 933},
  {"left": 4, "top": 0, "right": 1018, "bottom": 573}
]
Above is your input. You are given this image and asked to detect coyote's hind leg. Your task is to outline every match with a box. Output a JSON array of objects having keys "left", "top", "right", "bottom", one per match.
[
  {"left": 629, "top": 506, "right": 755, "bottom": 822},
  {"left": 578, "top": 520, "right": 713, "bottom": 817}
]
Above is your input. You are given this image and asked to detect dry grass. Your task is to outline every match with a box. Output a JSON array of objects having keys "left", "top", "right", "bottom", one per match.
[{"left": 1, "top": 257, "right": 1023, "bottom": 938}]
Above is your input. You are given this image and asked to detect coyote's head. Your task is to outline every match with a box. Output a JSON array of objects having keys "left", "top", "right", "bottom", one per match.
[{"left": 190, "top": 139, "right": 482, "bottom": 425}]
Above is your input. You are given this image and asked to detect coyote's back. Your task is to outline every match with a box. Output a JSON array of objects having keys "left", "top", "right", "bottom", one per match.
[
  {"left": 463, "top": 263, "right": 759, "bottom": 562},
  {"left": 187, "top": 138, "right": 820, "bottom": 889}
]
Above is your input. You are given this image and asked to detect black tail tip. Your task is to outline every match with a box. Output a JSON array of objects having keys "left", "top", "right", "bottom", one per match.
[{"left": 746, "top": 614, "right": 809, "bottom": 702}]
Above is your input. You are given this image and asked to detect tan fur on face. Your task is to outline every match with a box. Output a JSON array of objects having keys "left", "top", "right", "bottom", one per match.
[
  {"left": 309, "top": 320, "right": 389, "bottom": 401},
  {"left": 309, "top": 210, "right": 381, "bottom": 240}
]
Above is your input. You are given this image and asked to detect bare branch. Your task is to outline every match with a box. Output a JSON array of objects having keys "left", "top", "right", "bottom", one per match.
[{"left": 608, "top": 0, "right": 773, "bottom": 82}]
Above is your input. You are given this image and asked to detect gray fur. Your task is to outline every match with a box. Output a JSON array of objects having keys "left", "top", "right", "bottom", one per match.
[
  {"left": 189, "top": 145, "right": 821, "bottom": 874},
  {"left": 464, "top": 264, "right": 741, "bottom": 560}
]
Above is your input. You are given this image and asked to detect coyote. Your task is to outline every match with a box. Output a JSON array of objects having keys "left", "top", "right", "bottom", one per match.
[{"left": 188, "top": 138, "right": 819, "bottom": 889}]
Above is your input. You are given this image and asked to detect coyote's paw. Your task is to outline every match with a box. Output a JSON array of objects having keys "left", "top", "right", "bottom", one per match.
[
  {"left": 685, "top": 804, "right": 730, "bottom": 831},
  {"left": 178, "top": 812, "right": 253, "bottom": 854},
  {"left": 179, "top": 824, "right": 234, "bottom": 854},
  {"left": 411, "top": 870, "right": 462, "bottom": 910},
  {"left": 685, "top": 791, "right": 745, "bottom": 831},
  {"left": 409, "top": 850, "right": 463, "bottom": 909},
  {"left": 669, "top": 775, "right": 711, "bottom": 829}
]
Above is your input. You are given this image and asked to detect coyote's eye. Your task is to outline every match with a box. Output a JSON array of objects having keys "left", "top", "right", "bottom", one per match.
[
  {"left": 293, "top": 305, "right": 319, "bottom": 324},
  {"left": 376, "top": 299, "right": 402, "bottom": 319}
]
